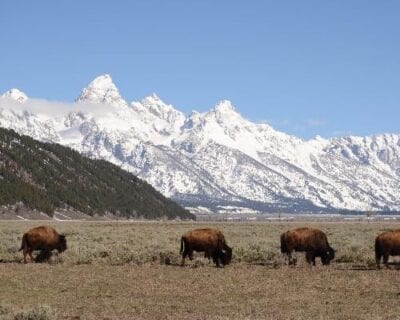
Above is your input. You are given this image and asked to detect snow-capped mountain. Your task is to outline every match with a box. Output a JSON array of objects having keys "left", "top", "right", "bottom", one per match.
[
  {"left": 1, "top": 88, "right": 28, "bottom": 103},
  {"left": 76, "top": 74, "right": 127, "bottom": 108},
  {"left": 1, "top": 74, "right": 399, "bottom": 213}
]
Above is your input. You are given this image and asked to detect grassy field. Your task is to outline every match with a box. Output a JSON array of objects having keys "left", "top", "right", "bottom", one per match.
[{"left": 1, "top": 220, "right": 400, "bottom": 319}]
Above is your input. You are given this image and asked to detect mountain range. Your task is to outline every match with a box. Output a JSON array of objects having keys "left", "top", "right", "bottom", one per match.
[{"left": 1, "top": 74, "right": 399, "bottom": 213}]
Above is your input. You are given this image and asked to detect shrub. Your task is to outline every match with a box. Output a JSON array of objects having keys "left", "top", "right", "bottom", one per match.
[
  {"left": 235, "top": 244, "right": 279, "bottom": 265},
  {"left": 13, "top": 305, "right": 57, "bottom": 320},
  {"left": 0, "top": 304, "right": 12, "bottom": 320}
]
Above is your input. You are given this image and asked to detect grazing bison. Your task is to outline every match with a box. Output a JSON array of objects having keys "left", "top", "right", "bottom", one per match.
[
  {"left": 19, "top": 226, "right": 67, "bottom": 263},
  {"left": 280, "top": 227, "right": 335, "bottom": 266},
  {"left": 180, "top": 228, "right": 232, "bottom": 267},
  {"left": 375, "top": 229, "right": 400, "bottom": 269}
]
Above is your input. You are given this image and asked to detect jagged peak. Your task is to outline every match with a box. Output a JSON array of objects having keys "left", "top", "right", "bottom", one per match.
[
  {"left": 212, "top": 100, "right": 236, "bottom": 113},
  {"left": 133, "top": 93, "right": 184, "bottom": 125},
  {"left": 141, "top": 93, "right": 164, "bottom": 106},
  {"left": 87, "top": 74, "right": 114, "bottom": 89},
  {"left": 76, "top": 74, "right": 127, "bottom": 106},
  {"left": 188, "top": 110, "right": 201, "bottom": 117},
  {"left": 140, "top": 94, "right": 182, "bottom": 115},
  {"left": 150, "top": 92, "right": 160, "bottom": 100},
  {"left": 204, "top": 99, "right": 243, "bottom": 124},
  {"left": 182, "top": 111, "right": 203, "bottom": 129},
  {"left": 1, "top": 88, "right": 28, "bottom": 103}
]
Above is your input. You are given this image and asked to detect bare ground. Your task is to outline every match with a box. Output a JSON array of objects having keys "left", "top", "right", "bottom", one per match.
[{"left": 1, "top": 263, "right": 400, "bottom": 320}]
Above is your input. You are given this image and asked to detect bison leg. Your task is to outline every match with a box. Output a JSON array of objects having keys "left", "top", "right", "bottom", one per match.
[
  {"left": 23, "top": 249, "right": 33, "bottom": 264},
  {"left": 282, "top": 251, "right": 291, "bottom": 265},
  {"left": 23, "top": 249, "right": 28, "bottom": 264},
  {"left": 181, "top": 247, "right": 189, "bottom": 266},
  {"left": 286, "top": 253, "right": 292, "bottom": 265},
  {"left": 211, "top": 249, "right": 222, "bottom": 268},
  {"left": 28, "top": 250, "right": 34, "bottom": 263},
  {"left": 204, "top": 250, "right": 212, "bottom": 263},
  {"left": 305, "top": 251, "right": 316, "bottom": 266},
  {"left": 375, "top": 252, "right": 382, "bottom": 269},
  {"left": 282, "top": 253, "right": 289, "bottom": 264},
  {"left": 181, "top": 247, "right": 194, "bottom": 266},
  {"left": 211, "top": 250, "right": 222, "bottom": 268},
  {"left": 383, "top": 253, "right": 390, "bottom": 269},
  {"left": 211, "top": 251, "right": 218, "bottom": 265},
  {"left": 288, "top": 253, "right": 297, "bottom": 266},
  {"left": 305, "top": 251, "right": 312, "bottom": 265}
]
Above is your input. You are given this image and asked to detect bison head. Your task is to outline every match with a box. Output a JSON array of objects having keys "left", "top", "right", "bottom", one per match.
[
  {"left": 321, "top": 247, "right": 335, "bottom": 265},
  {"left": 57, "top": 234, "right": 67, "bottom": 253},
  {"left": 220, "top": 246, "right": 233, "bottom": 265}
]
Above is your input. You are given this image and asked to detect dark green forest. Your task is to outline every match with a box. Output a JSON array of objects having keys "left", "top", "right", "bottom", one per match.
[{"left": 0, "top": 128, "right": 194, "bottom": 219}]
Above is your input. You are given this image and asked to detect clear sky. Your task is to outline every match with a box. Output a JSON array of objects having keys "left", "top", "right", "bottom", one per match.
[{"left": 1, "top": 1, "right": 399, "bottom": 138}]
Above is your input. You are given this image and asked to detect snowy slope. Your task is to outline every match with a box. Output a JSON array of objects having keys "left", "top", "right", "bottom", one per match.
[{"left": 1, "top": 74, "right": 399, "bottom": 213}]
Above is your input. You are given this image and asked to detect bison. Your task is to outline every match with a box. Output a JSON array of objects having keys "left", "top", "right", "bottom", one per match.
[
  {"left": 280, "top": 227, "right": 335, "bottom": 266},
  {"left": 180, "top": 228, "right": 232, "bottom": 267},
  {"left": 19, "top": 225, "right": 67, "bottom": 263},
  {"left": 375, "top": 229, "right": 400, "bottom": 269}
]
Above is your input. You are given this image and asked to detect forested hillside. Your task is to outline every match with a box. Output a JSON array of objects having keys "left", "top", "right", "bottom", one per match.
[{"left": 0, "top": 128, "right": 194, "bottom": 219}]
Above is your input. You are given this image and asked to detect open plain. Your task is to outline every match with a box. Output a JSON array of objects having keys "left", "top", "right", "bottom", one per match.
[{"left": 1, "top": 220, "right": 400, "bottom": 319}]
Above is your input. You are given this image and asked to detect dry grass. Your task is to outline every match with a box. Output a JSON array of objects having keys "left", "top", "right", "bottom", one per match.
[{"left": 1, "top": 221, "right": 400, "bottom": 319}]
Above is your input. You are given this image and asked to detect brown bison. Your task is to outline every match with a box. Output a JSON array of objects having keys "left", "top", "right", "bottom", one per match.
[
  {"left": 180, "top": 228, "right": 232, "bottom": 267},
  {"left": 19, "top": 226, "right": 67, "bottom": 263},
  {"left": 375, "top": 229, "right": 400, "bottom": 269},
  {"left": 280, "top": 227, "right": 335, "bottom": 266}
]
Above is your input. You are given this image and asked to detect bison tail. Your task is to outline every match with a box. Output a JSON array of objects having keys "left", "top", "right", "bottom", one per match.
[
  {"left": 180, "top": 237, "right": 185, "bottom": 255},
  {"left": 280, "top": 233, "right": 287, "bottom": 254},
  {"left": 19, "top": 234, "right": 27, "bottom": 252}
]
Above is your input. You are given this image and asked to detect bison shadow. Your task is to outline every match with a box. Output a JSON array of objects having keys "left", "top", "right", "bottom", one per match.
[
  {"left": 0, "top": 251, "right": 58, "bottom": 264},
  {"left": 379, "top": 261, "right": 400, "bottom": 270},
  {"left": 337, "top": 261, "right": 400, "bottom": 271},
  {"left": 33, "top": 250, "right": 54, "bottom": 263},
  {"left": 0, "top": 258, "right": 21, "bottom": 264}
]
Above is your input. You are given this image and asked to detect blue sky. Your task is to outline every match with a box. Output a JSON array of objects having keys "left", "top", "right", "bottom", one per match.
[{"left": 1, "top": 1, "right": 399, "bottom": 138}]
